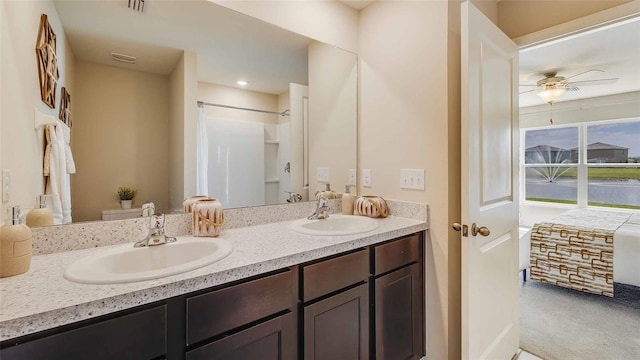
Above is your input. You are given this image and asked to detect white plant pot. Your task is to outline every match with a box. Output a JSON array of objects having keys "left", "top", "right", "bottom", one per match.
[{"left": 120, "top": 200, "right": 132, "bottom": 209}]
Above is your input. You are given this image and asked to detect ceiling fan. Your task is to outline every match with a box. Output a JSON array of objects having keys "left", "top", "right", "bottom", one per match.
[{"left": 519, "top": 69, "right": 620, "bottom": 103}]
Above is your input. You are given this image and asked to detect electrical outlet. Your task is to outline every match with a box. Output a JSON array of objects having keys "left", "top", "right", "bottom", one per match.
[
  {"left": 400, "top": 169, "right": 425, "bottom": 190},
  {"left": 2, "top": 170, "right": 10, "bottom": 202},
  {"left": 317, "top": 167, "right": 330, "bottom": 183},
  {"left": 362, "top": 169, "right": 371, "bottom": 187},
  {"left": 348, "top": 169, "right": 356, "bottom": 186}
]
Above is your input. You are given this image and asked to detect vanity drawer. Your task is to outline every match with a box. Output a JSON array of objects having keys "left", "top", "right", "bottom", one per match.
[
  {"left": 186, "top": 270, "right": 293, "bottom": 345},
  {"left": 303, "top": 249, "right": 368, "bottom": 302},
  {"left": 0, "top": 305, "right": 166, "bottom": 360},
  {"left": 186, "top": 312, "right": 296, "bottom": 360},
  {"left": 374, "top": 234, "right": 420, "bottom": 275}
]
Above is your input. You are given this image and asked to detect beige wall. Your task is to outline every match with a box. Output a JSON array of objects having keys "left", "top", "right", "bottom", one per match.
[
  {"left": 182, "top": 52, "right": 198, "bottom": 204},
  {"left": 169, "top": 53, "right": 186, "bottom": 210},
  {"left": 213, "top": 0, "right": 359, "bottom": 53},
  {"left": 198, "top": 82, "right": 279, "bottom": 124},
  {"left": 72, "top": 61, "right": 169, "bottom": 222},
  {"left": 359, "top": 2, "right": 456, "bottom": 359},
  {"left": 168, "top": 51, "right": 198, "bottom": 210},
  {"left": 498, "top": 0, "right": 633, "bottom": 38},
  {"left": 0, "top": 0, "right": 74, "bottom": 224},
  {"left": 308, "top": 41, "right": 357, "bottom": 195}
]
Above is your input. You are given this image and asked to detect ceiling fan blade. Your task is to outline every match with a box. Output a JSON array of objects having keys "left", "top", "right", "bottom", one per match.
[
  {"left": 570, "top": 78, "right": 619, "bottom": 86},
  {"left": 565, "top": 69, "right": 605, "bottom": 80},
  {"left": 519, "top": 89, "right": 537, "bottom": 95}
]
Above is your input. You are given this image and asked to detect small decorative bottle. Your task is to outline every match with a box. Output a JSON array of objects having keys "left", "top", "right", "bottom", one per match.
[
  {"left": 1, "top": 207, "right": 33, "bottom": 277},
  {"left": 342, "top": 185, "right": 354, "bottom": 215},
  {"left": 26, "top": 195, "right": 53, "bottom": 227}
]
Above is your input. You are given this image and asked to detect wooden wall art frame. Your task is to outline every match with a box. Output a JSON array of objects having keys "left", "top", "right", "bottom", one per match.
[
  {"left": 36, "top": 14, "right": 59, "bottom": 109},
  {"left": 59, "top": 87, "right": 71, "bottom": 127}
]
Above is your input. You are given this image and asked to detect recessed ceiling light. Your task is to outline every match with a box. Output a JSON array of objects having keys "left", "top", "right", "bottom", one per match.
[{"left": 237, "top": 80, "right": 248, "bottom": 86}]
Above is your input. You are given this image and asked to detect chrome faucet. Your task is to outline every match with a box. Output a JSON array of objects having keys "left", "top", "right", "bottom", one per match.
[
  {"left": 134, "top": 202, "right": 177, "bottom": 247},
  {"left": 308, "top": 196, "right": 330, "bottom": 220}
]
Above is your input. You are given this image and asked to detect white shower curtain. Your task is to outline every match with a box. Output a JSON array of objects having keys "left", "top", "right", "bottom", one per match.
[{"left": 196, "top": 106, "right": 209, "bottom": 196}]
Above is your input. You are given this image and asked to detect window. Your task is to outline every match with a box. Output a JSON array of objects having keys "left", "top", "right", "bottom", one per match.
[
  {"left": 522, "top": 119, "right": 640, "bottom": 210},
  {"left": 523, "top": 126, "right": 578, "bottom": 205}
]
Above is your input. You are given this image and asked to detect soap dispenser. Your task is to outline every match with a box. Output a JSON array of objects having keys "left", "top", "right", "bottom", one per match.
[
  {"left": 342, "top": 185, "right": 354, "bottom": 215},
  {"left": 26, "top": 195, "right": 53, "bottom": 227},
  {"left": 1, "top": 206, "right": 33, "bottom": 277},
  {"left": 321, "top": 183, "right": 335, "bottom": 199}
]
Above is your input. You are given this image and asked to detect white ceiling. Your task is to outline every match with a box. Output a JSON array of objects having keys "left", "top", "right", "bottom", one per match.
[
  {"left": 53, "top": 0, "right": 311, "bottom": 95},
  {"left": 519, "top": 17, "right": 640, "bottom": 107}
]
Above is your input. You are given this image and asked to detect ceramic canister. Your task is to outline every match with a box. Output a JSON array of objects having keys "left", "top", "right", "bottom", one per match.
[
  {"left": 183, "top": 195, "right": 210, "bottom": 213},
  {"left": 355, "top": 196, "right": 389, "bottom": 218},
  {"left": 192, "top": 199, "right": 224, "bottom": 237}
]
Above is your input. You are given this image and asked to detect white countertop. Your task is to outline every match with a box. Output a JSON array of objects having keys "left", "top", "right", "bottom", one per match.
[{"left": 0, "top": 215, "right": 426, "bottom": 341}]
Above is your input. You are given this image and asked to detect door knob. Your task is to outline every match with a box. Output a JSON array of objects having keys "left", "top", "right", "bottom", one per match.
[
  {"left": 471, "top": 223, "right": 490, "bottom": 237},
  {"left": 452, "top": 222, "right": 468, "bottom": 237}
]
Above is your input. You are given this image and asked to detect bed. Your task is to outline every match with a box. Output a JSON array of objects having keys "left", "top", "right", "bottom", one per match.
[{"left": 527, "top": 209, "right": 640, "bottom": 297}]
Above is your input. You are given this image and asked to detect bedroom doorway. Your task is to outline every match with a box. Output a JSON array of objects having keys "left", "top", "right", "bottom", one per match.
[{"left": 516, "top": 7, "right": 640, "bottom": 360}]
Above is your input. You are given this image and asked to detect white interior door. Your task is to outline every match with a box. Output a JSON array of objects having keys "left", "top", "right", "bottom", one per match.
[{"left": 461, "top": 2, "right": 520, "bottom": 359}]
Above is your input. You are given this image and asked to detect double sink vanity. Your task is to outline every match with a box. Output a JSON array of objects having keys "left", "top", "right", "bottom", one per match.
[{"left": 0, "top": 200, "right": 428, "bottom": 359}]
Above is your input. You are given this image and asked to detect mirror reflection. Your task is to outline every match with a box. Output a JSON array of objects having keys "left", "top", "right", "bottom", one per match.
[{"left": 45, "top": 0, "right": 357, "bottom": 223}]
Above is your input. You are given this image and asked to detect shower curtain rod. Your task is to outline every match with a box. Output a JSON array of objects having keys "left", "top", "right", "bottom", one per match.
[{"left": 197, "top": 101, "right": 290, "bottom": 116}]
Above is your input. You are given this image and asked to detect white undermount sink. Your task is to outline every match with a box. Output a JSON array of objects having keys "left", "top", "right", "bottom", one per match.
[
  {"left": 290, "top": 214, "right": 379, "bottom": 236},
  {"left": 64, "top": 236, "right": 233, "bottom": 284}
]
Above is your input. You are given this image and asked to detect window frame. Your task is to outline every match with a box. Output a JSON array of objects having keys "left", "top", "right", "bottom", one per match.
[{"left": 520, "top": 118, "right": 640, "bottom": 211}]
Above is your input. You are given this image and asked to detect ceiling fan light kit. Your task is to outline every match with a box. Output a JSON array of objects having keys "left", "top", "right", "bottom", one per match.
[
  {"left": 537, "top": 87, "right": 566, "bottom": 103},
  {"left": 520, "top": 69, "right": 619, "bottom": 105}
]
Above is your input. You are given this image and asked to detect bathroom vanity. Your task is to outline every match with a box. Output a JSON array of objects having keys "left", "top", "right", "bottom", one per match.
[{"left": 0, "top": 201, "right": 427, "bottom": 359}]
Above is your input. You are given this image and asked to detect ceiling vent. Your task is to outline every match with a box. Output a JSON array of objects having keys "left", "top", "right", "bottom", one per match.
[
  {"left": 111, "top": 52, "right": 136, "bottom": 64},
  {"left": 128, "top": 0, "right": 145, "bottom": 12}
]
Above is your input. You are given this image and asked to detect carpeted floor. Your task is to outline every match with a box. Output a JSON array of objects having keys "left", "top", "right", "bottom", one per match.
[{"left": 519, "top": 280, "right": 640, "bottom": 360}]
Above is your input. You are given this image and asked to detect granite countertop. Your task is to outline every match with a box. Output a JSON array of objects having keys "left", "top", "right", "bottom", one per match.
[{"left": 0, "top": 214, "right": 427, "bottom": 341}]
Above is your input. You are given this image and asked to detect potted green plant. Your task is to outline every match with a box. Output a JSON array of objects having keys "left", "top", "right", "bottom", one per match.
[{"left": 117, "top": 186, "right": 137, "bottom": 209}]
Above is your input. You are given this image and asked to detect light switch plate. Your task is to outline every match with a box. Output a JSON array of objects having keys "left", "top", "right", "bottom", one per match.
[
  {"left": 400, "top": 169, "right": 425, "bottom": 190},
  {"left": 362, "top": 169, "right": 371, "bottom": 187},
  {"left": 317, "top": 167, "right": 330, "bottom": 183},
  {"left": 348, "top": 169, "right": 356, "bottom": 186},
  {"left": 2, "top": 170, "right": 9, "bottom": 202}
]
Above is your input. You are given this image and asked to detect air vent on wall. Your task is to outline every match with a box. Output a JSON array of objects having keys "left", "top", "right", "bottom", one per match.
[
  {"left": 111, "top": 52, "right": 136, "bottom": 64},
  {"left": 128, "top": 0, "right": 145, "bottom": 12}
]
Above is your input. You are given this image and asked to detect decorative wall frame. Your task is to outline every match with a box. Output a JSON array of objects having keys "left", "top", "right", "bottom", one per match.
[
  {"left": 36, "top": 14, "right": 59, "bottom": 109},
  {"left": 59, "top": 87, "right": 71, "bottom": 127}
]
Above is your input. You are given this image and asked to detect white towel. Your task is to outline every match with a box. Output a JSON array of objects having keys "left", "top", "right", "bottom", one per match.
[
  {"left": 45, "top": 120, "right": 72, "bottom": 224},
  {"left": 59, "top": 120, "right": 76, "bottom": 174}
]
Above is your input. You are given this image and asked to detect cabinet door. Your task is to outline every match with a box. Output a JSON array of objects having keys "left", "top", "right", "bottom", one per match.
[
  {"left": 304, "top": 284, "right": 369, "bottom": 360},
  {"left": 375, "top": 263, "right": 423, "bottom": 360},
  {"left": 0, "top": 305, "right": 166, "bottom": 360},
  {"left": 186, "top": 312, "right": 295, "bottom": 360}
]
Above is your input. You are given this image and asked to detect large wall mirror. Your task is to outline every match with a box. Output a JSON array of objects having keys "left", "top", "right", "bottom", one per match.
[{"left": 49, "top": 0, "right": 357, "bottom": 223}]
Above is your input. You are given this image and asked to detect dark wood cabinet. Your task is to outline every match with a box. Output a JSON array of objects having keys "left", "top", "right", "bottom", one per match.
[
  {"left": 186, "top": 312, "right": 295, "bottom": 360},
  {"left": 0, "top": 305, "right": 167, "bottom": 360},
  {"left": 374, "top": 263, "right": 423, "bottom": 360},
  {"left": 186, "top": 270, "right": 293, "bottom": 345},
  {"left": 0, "top": 232, "right": 424, "bottom": 360},
  {"left": 304, "top": 284, "right": 369, "bottom": 360}
]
